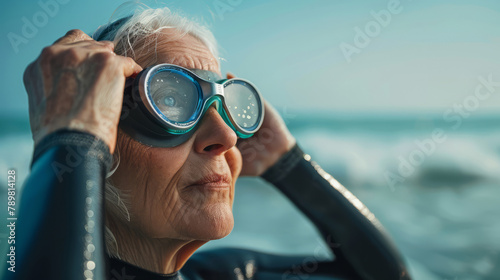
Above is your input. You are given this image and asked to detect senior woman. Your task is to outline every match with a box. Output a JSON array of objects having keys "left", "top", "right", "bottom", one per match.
[{"left": 5, "top": 6, "right": 410, "bottom": 280}]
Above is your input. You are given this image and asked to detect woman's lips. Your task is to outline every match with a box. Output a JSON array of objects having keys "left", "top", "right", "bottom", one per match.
[{"left": 189, "top": 173, "right": 231, "bottom": 191}]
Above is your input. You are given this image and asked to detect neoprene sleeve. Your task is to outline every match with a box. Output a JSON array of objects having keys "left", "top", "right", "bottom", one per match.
[{"left": 261, "top": 145, "right": 411, "bottom": 280}]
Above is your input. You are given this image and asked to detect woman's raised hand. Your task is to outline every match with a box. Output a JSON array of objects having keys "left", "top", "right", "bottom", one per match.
[
  {"left": 23, "top": 29, "right": 142, "bottom": 154},
  {"left": 227, "top": 72, "right": 296, "bottom": 177}
]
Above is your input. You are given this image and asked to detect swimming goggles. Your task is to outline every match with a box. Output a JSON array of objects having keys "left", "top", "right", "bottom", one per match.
[{"left": 119, "top": 63, "right": 265, "bottom": 147}]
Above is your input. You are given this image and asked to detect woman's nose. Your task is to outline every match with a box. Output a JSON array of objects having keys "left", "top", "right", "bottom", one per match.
[{"left": 193, "top": 106, "right": 238, "bottom": 155}]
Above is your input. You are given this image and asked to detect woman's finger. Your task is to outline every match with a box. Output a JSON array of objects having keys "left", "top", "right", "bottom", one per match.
[
  {"left": 98, "top": 40, "right": 115, "bottom": 52},
  {"left": 226, "top": 72, "right": 236, "bottom": 79},
  {"left": 117, "top": 56, "right": 143, "bottom": 77},
  {"left": 53, "top": 29, "right": 93, "bottom": 45}
]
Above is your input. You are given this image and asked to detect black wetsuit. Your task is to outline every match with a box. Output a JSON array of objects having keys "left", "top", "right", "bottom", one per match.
[{"left": 3, "top": 130, "right": 411, "bottom": 280}]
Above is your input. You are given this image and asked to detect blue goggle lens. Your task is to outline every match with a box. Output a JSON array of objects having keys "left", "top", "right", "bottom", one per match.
[
  {"left": 149, "top": 71, "right": 200, "bottom": 123},
  {"left": 224, "top": 80, "right": 260, "bottom": 130}
]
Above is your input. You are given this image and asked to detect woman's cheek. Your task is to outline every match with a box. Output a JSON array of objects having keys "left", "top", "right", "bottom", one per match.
[{"left": 226, "top": 146, "right": 242, "bottom": 180}]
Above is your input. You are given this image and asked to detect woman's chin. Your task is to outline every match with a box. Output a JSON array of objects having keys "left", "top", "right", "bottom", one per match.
[{"left": 187, "top": 203, "right": 234, "bottom": 240}]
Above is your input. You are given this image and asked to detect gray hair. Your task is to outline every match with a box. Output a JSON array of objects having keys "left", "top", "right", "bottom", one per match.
[
  {"left": 93, "top": 5, "right": 220, "bottom": 259},
  {"left": 93, "top": 5, "right": 219, "bottom": 64}
]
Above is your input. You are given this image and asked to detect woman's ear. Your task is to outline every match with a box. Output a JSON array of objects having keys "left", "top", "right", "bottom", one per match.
[{"left": 226, "top": 72, "right": 235, "bottom": 79}]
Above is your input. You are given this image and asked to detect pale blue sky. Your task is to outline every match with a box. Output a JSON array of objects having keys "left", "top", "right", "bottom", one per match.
[{"left": 1, "top": 0, "right": 499, "bottom": 119}]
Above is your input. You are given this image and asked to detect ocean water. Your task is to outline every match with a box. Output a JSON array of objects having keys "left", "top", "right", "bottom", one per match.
[{"left": 0, "top": 115, "right": 499, "bottom": 279}]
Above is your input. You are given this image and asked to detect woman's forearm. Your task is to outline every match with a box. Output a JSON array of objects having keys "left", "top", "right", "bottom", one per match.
[
  {"left": 3, "top": 130, "right": 111, "bottom": 280},
  {"left": 262, "top": 144, "right": 411, "bottom": 280}
]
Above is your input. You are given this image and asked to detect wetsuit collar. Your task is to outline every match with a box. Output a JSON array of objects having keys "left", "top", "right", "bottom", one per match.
[{"left": 109, "top": 257, "right": 182, "bottom": 280}]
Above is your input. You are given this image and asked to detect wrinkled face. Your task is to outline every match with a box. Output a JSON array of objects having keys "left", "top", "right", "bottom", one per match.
[{"left": 110, "top": 29, "right": 242, "bottom": 241}]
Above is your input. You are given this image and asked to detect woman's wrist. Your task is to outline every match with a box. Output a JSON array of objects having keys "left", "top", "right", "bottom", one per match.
[
  {"left": 260, "top": 135, "right": 296, "bottom": 175},
  {"left": 261, "top": 143, "right": 304, "bottom": 184},
  {"left": 32, "top": 128, "right": 113, "bottom": 171}
]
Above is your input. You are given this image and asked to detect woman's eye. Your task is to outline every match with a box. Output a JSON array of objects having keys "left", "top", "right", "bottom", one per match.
[
  {"left": 154, "top": 90, "right": 180, "bottom": 108},
  {"left": 150, "top": 84, "right": 199, "bottom": 123},
  {"left": 163, "top": 96, "right": 176, "bottom": 107}
]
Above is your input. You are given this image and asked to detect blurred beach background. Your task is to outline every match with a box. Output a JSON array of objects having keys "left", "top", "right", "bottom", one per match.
[{"left": 1, "top": 0, "right": 499, "bottom": 279}]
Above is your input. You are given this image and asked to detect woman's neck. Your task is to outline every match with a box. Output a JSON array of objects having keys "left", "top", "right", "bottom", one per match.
[{"left": 106, "top": 215, "right": 206, "bottom": 274}]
